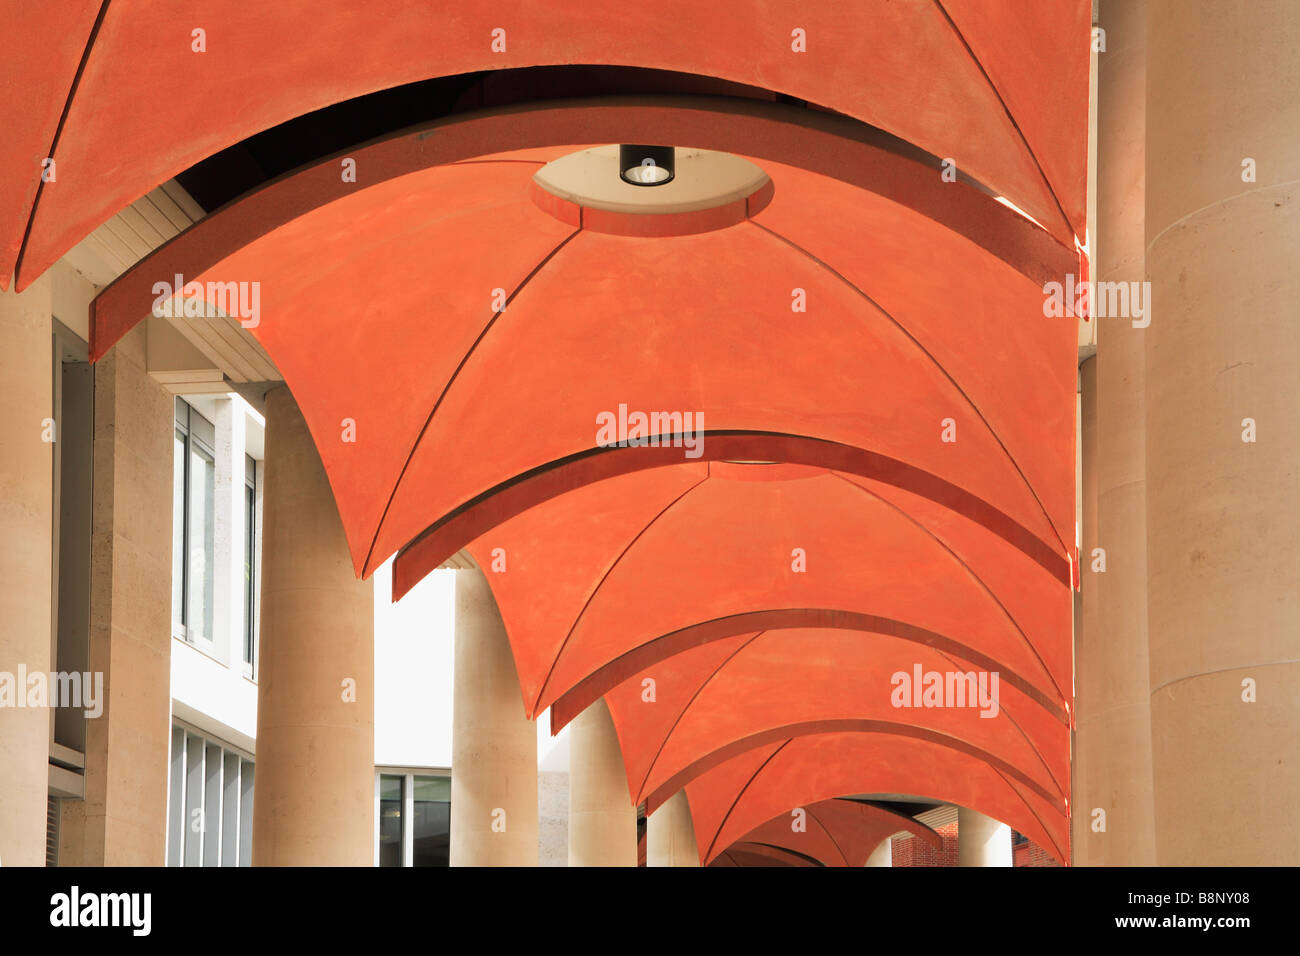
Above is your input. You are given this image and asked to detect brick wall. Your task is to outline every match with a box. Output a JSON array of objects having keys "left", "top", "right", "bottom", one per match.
[
  {"left": 1013, "top": 838, "right": 1062, "bottom": 867},
  {"left": 892, "top": 821, "right": 959, "bottom": 866}
]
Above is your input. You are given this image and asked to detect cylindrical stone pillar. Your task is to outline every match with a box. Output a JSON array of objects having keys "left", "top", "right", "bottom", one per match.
[
  {"left": 1085, "top": 0, "right": 1157, "bottom": 866},
  {"left": 450, "top": 563, "right": 537, "bottom": 866},
  {"left": 1144, "top": 0, "right": 1300, "bottom": 865},
  {"left": 865, "top": 838, "right": 892, "bottom": 867},
  {"left": 957, "top": 807, "right": 1011, "bottom": 867},
  {"left": 568, "top": 697, "right": 636, "bottom": 866},
  {"left": 647, "top": 789, "right": 699, "bottom": 866},
  {"left": 0, "top": 276, "right": 52, "bottom": 867},
  {"left": 252, "top": 387, "right": 374, "bottom": 865},
  {"left": 1073, "top": 355, "right": 1099, "bottom": 863}
]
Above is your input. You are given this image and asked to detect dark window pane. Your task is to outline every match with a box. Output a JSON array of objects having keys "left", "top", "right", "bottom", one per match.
[
  {"left": 379, "top": 775, "right": 404, "bottom": 867},
  {"left": 243, "top": 479, "right": 256, "bottom": 665},
  {"left": 412, "top": 776, "right": 450, "bottom": 867}
]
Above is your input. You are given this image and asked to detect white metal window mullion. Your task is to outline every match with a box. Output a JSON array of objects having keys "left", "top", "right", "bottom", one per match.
[
  {"left": 173, "top": 731, "right": 186, "bottom": 867},
  {"left": 373, "top": 774, "right": 381, "bottom": 867},
  {"left": 403, "top": 774, "right": 415, "bottom": 866},
  {"left": 215, "top": 746, "right": 225, "bottom": 867},
  {"left": 197, "top": 740, "right": 205, "bottom": 865}
]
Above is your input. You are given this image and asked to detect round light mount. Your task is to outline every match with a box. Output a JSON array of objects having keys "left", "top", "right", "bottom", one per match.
[
  {"left": 619, "top": 145, "right": 675, "bottom": 186},
  {"left": 532, "top": 145, "right": 772, "bottom": 237}
]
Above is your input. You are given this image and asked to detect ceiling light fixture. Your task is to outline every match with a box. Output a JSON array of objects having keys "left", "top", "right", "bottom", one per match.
[{"left": 619, "top": 144, "right": 675, "bottom": 186}]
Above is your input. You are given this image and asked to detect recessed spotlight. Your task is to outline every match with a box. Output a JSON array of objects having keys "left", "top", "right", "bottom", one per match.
[{"left": 619, "top": 145, "right": 675, "bottom": 186}]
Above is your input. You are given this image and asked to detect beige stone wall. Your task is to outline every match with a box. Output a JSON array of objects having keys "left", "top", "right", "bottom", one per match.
[{"left": 538, "top": 770, "right": 569, "bottom": 866}]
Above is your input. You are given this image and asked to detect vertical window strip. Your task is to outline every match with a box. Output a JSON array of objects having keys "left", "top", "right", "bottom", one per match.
[{"left": 166, "top": 723, "right": 254, "bottom": 867}]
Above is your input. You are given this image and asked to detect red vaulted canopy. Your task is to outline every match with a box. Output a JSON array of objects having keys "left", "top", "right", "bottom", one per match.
[
  {"left": 714, "top": 799, "right": 943, "bottom": 868},
  {"left": 2, "top": 0, "right": 1088, "bottom": 291},
  {"left": 31, "top": 0, "right": 1091, "bottom": 866}
]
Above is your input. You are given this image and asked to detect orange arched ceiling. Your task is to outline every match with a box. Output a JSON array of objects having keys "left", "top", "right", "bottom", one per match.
[
  {"left": 712, "top": 846, "right": 813, "bottom": 867},
  {"left": 446, "top": 462, "right": 1071, "bottom": 727},
  {"left": 2, "top": 0, "right": 1089, "bottom": 291},
  {"left": 724, "top": 798, "right": 943, "bottom": 868},
  {"left": 58, "top": 4, "right": 1089, "bottom": 867},
  {"left": 684, "top": 733, "right": 1067, "bottom": 864},
  {"left": 598, "top": 626, "right": 1067, "bottom": 816},
  {"left": 88, "top": 123, "right": 1078, "bottom": 593}
]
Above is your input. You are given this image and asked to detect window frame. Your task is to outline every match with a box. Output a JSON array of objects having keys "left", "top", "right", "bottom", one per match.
[
  {"left": 373, "top": 769, "right": 451, "bottom": 867},
  {"left": 242, "top": 454, "right": 258, "bottom": 677},
  {"left": 173, "top": 398, "right": 218, "bottom": 650}
]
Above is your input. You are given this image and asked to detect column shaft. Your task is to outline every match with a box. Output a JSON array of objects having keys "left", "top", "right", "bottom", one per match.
[
  {"left": 865, "top": 838, "right": 892, "bottom": 867},
  {"left": 568, "top": 697, "right": 636, "bottom": 866},
  {"left": 252, "top": 387, "right": 373, "bottom": 865},
  {"left": 647, "top": 789, "right": 699, "bottom": 866},
  {"left": 1085, "top": 0, "right": 1157, "bottom": 866},
  {"left": 0, "top": 276, "right": 52, "bottom": 866},
  {"left": 1073, "top": 355, "right": 1098, "bottom": 863},
  {"left": 1144, "top": 0, "right": 1300, "bottom": 864},
  {"left": 957, "top": 807, "right": 1011, "bottom": 867},
  {"left": 450, "top": 563, "right": 537, "bottom": 866}
]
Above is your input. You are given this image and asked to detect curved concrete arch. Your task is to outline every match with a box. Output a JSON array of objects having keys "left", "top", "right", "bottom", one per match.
[
  {"left": 87, "top": 115, "right": 1076, "bottom": 597},
  {"left": 395, "top": 432, "right": 1071, "bottom": 601},
  {"left": 726, "top": 798, "right": 943, "bottom": 868},
  {"left": 455, "top": 464, "right": 1070, "bottom": 719},
  {"left": 684, "top": 734, "right": 1067, "bottom": 864},
  {"left": 7, "top": 2, "right": 1089, "bottom": 288},
  {"left": 89, "top": 97, "right": 1072, "bottom": 362},
  {"left": 645, "top": 721, "right": 1064, "bottom": 817},
  {"left": 597, "top": 628, "right": 1067, "bottom": 811}
]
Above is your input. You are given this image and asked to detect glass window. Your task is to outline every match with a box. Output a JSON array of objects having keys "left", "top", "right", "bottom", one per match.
[
  {"left": 187, "top": 440, "right": 215, "bottom": 641},
  {"left": 171, "top": 429, "right": 186, "bottom": 628},
  {"left": 172, "top": 399, "right": 217, "bottom": 645},
  {"left": 412, "top": 775, "right": 451, "bottom": 867},
  {"left": 166, "top": 723, "right": 253, "bottom": 866},
  {"left": 376, "top": 772, "right": 451, "bottom": 867},
  {"left": 379, "top": 775, "right": 405, "bottom": 867},
  {"left": 243, "top": 456, "right": 257, "bottom": 669}
]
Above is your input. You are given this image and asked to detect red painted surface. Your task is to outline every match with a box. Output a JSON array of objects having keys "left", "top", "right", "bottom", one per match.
[
  {"left": 0, "top": 1, "right": 99, "bottom": 291},
  {"left": 47, "top": 5, "right": 1090, "bottom": 866},
  {"left": 455, "top": 463, "right": 1070, "bottom": 721},
  {"left": 598, "top": 625, "right": 1067, "bottom": 813},
  {"left": 87, "top": 137, "right": 1076, "bottom": 596},
  {"left": 3, "top": 1, "right": 1089, "bottom": 288},
  {"left": 685, "top": 733, "right": 1068, "bottom": 864},
  {"left": 723, "top": 798, "right": 943, "bottom": 868}
]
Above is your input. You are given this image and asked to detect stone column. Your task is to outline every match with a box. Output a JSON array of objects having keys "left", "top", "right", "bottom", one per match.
[
  {"left": 865, "top": 838, "right": 892, "bottom": 867},
  {"left": 1082, "top": 0, "right": 1157, "bottom": 866},
  {"left": 647, "top": 789, "right": 699, "bottom": 866},
  {"left": 57, "top": 321, "right": 174, "bottom": 866},
  {"left": 0, "top": 276, "right": 52, "bottom": 866},
  {"left": 1072, "top": 355, "right": 1098, "bottom": 863},
  {"left": 252, "top": 387, "right": 373, "bottom": 865},
  {"left": 957, "top": 807, "right": 1011, "bottom": 867},
  {"left": 450, "top": 562, "right": 537, "bottom": 866},
  {"left": 1144, "top": 0, "right": 1300, "bottom": 865},
  {"left": 568, "top": 697, "right": 635, "bottom": 866}
]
